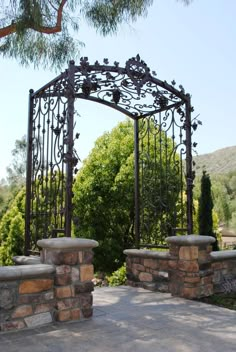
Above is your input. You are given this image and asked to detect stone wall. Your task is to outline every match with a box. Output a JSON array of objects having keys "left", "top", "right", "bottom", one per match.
[
  {"left": 124, "top": 249, "right": 174, "bottom": 292},
  {"left": 0, "top": 237, "right": 98, "bottom": 332},
  {"left": 211, "top": 250, "right": 236, "bottom": 293},
  {"left": 0, "top": 264, "right": 55, "bottom": 331},
  {"left": 125, "top": 235, "right": 236, "bottom": 299}
]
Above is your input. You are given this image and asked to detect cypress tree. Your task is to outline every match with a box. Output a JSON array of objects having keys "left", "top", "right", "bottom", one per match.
[{"left": 198, "top": 171, "right": 219, "bottom": 251}]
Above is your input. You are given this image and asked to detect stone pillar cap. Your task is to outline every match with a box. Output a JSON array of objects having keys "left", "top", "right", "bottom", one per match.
[
  {"left": 0, "top": 264, "right": 54, "bottom": 281},
  {"left": 37, "top": 237, "right": 99, "bottom": 250},
  {"left": 166, "top": 234, "right": 215, "bottom": 246},
  {"left": 13, "top": 255, "right": 41, "bottom": 265}
]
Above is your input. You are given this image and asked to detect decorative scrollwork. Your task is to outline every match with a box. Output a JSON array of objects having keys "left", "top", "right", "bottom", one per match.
[
  {"left": 26, "top": 55, "right": 196, "bottom": 251},
  {"left": 125, "top": 54, "right": 150, "bottom": 95}
]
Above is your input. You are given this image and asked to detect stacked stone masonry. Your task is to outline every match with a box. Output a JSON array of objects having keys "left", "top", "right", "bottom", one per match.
[
  {"left": 211, "top": 250, "right": 236, "bottom": 294},
  {"left": 0, "top": 265, "right": 55, "bottom": 331},
  {"left": 0, "top": 237, "right": 98, "bottom": 332},
  {"left": 125, "top": 235, "right": 236, "bottom": 299},
  {"left": 124, "top": 249, "right": 173, "bottom": 292},
  {"left": 167, "top": 236, "right": 215, "bottom": 299}
]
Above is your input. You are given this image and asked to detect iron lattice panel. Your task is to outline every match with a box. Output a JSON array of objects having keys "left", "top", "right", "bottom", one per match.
[{"left": 25, "top": 55, "right": 197, "bottom": 253}]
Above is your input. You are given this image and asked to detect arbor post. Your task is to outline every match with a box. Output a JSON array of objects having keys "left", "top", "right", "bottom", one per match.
[
  {"left": 24, "top": 89, "right": 34, "bottom": 255},
  {"left": 65, "top": 60, "right": 75, "bottom": 237},
  {"left": 134, "top": 119, "right": 140, "bottom": 248},
  {"left": 185, "top": 94, "right": 193, "bottom": 235}
]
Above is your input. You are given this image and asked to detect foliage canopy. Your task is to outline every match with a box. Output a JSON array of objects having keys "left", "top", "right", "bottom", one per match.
[
  {"left": 0, "top": 0, "right": 191, "bottom": 69},
  {"left": 73, "top": 119, "right": 182, "bottom": 272},
  {"left": 0, "top": 0, "right": 154, "bottom": 69},
  {"left": 0, "top": 188, "right": 25, "bottom": 265}
]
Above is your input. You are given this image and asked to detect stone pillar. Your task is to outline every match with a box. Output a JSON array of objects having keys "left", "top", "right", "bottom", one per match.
[
  {"left": 166, "top": 235, "right": 215, "bottom": 299},
  {"left": 37, "top": 237, "right": 98, "bottom": 322}
]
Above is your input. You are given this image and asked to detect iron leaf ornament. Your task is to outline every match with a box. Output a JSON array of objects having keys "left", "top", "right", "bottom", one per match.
[{"left": 125, "top": 54, "right": 150, "bottom": 95}]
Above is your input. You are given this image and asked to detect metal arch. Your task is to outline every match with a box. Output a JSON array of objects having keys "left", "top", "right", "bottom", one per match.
[
  {"left": 25, "top": 55, "right": 196, "bottom": 253},
  {"left": 31, "top": 55, "right": 188, "bottom": 118}
]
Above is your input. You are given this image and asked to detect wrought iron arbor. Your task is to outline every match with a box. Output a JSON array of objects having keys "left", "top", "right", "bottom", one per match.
[{"left": 25, "top": 55, "right": 197, "bottom": 254}]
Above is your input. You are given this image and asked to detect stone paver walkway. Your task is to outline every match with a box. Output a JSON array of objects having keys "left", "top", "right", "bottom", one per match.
[{"left": 0, "top": 286, "right": 236, "bottom": 351}]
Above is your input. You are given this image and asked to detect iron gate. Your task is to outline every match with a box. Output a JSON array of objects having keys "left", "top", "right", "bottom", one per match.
[{"left": 25, "top": 55, "right": 197, "bottom": 253}]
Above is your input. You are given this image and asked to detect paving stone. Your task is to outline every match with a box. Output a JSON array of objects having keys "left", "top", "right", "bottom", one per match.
[{"left": 1, "top": 286, "right": 236, "bottom": 352}]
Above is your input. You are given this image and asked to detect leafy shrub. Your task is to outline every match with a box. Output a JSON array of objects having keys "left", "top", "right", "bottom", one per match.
[
  {"left": 73, "top": 120, "right": 181, "bottom": 272},
  {"left": 0, "top": 189, "right": 25, "bottom": 265},
  {"left": 107, "top": 263, "right": 127, "bottom": 286}
]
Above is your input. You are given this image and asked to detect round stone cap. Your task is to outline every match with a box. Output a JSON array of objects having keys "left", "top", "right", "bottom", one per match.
[
  {"left": 13, "top": 255, "right": 41, "bottom": 265},
  {"left": 124, "top": 249, "right": 171, "bottom": 260},
  {"left": 211, "top": 250, "right": 236, "bottom": 261},
  {"left": 166, "top": 234, "right": 215, "bottom": 246},
  {"left": 37, "top": 237, "right": 99, "bottom": 250},
  {"left": 0, "top": 264, "right": 54, "bottom": 281}
]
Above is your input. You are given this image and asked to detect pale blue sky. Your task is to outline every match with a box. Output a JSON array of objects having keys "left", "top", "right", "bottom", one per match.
[{"left": 0, "top": 0, "right": 236, "bottom": 179}]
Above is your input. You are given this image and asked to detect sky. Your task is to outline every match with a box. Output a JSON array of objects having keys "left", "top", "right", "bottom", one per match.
[{"left": 0, "top": 0, "right": 236, "bottom": 179}]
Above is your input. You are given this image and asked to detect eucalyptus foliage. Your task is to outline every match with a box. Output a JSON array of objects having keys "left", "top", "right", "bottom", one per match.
[
  {"left": 0, "top": 0, "right": 153, "bottom": 69},
  {"left": 0, "top": 0, "right": 191, "bottom": 69}
]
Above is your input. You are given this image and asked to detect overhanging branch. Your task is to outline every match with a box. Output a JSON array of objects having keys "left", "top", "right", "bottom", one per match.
[{"left": 0, "top": 0, "right": 67, "bottom": 38}]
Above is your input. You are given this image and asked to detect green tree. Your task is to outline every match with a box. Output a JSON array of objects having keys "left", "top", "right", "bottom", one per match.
[
  {"left": 0, "top": 136, "right": 27, "bottom": 223},
  {"left": 0, "top": 0, "right": 153, "bottom": 69},
  {"left": 73, "top": 119, "right": 181, "bottom": 273},
  {"left": 0, "top": 0, "right": 191, "bottom": 69},
  {"left": 0, "top": 179, "right": 10, "bottom": 218},
  {"left": 198, "top": 171, "right": 219, "bottom": 250},
  {"left": 0, "top": 188, "right": 25, "bottom": 265},
  {"left": 73, "top": 120, "right": 135, "bottom": 272},
  {"left": 6, "top": 135, "right": 27, "bottom": 188},
  {"left": 229, "top": 212, "right": 236, "bottom": 231},
  {"left": 0, "top": 120, "right": 183, "bottom": 267}
]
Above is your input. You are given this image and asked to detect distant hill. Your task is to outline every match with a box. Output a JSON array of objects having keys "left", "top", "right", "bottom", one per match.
[{"left": 193, "top": 146, "right": 236, "bottom": 176}]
